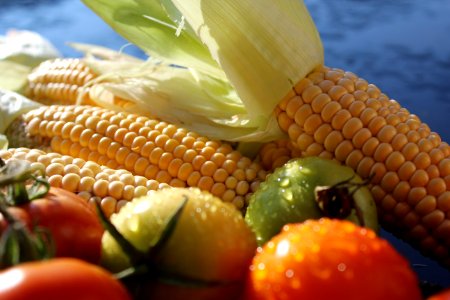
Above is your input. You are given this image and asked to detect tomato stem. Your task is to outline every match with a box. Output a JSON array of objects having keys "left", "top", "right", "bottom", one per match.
[{"left": 315, "top": 175, "right": 372, "bottom": 226}]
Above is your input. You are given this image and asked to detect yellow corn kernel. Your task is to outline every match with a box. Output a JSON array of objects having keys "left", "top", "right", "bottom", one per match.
[{"left": 276, "top": 65, "right": 450, "bottom": 267}]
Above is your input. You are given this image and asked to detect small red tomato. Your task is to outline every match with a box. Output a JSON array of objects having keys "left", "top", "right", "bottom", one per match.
[
  {"left": 0, "top": 258, "right": 131, "bottom": 300},
  {"left": 244, "top": 218, "right": 422, "bottom": 300},
  {"left": 0, "top": 187, "right": 104, "bottom": 263}
]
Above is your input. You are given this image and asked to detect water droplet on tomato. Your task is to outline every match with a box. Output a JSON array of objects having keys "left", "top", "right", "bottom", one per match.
[
  {"left": 285, "top": 269, "right": 295, "bottom": 278},
  {"left": 337, "top": 262, "right": 347, "bottom": 272},
  {"left": 280, "top": 178, "right": 290, "bottom": 187},
  {"left": 283, "top": 189, "right": 293, "bottom": 201}
]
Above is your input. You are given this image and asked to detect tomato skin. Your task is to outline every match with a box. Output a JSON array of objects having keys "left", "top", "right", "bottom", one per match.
[
  {"left": 0, "top": 258, "right": 131, "bottom": 300},
  {"left": 244, "top": 218, "right": 421, "bottom": 300},
  {"left": 0, "top": 187, "right": 104, "bottom": 264}
]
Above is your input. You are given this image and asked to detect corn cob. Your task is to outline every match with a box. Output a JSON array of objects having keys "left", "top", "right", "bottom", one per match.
[
  {"left": 26, "top": 58, "right": 97, "bottom": 105},
  {"left": 26, "top": 58, "right": 136, "bottom": 108},
  {"left": 6, "top": 105, "right": 267, "bottom": 209},
  {"left": 275, "top": 65, "right": 450, "bottom": 267},
  {"left": 0, "top": 147, "right": 170, "bottom": 218}
]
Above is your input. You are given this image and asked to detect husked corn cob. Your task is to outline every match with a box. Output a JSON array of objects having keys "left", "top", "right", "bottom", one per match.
[
  {"left": 275, "top": 65, "right": 450, "bottom": 266},
  {"left": 0, "top": 147, "right": 169, "bottom": 218},
  {"left": 7, "top": 105, "right": 267, "bottom": 209},
  {"left": 27, "top": 58, "right": 96, "bottom": 105},
  {"left": 26, "top": 58, "right": 137, "bottom": 108}
]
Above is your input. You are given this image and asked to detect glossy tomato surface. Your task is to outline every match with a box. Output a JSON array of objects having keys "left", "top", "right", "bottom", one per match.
[
  {"left": 0, "top": 187, "right": 104, "bottom": 263},
  {"left": 0, "top": 258, "right": 131, "bottom": 300},
  {"left": 244, "top": 218, "right": 422, "bottom": 300}
]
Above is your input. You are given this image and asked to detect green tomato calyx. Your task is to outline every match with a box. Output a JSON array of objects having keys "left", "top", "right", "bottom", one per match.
[
  {"left": 96, "top": 195, "right": 237, "bottom": 290},
  {"left": 0, "top": 206, "right": 54, "bottom": 270},
  {"left": 96, "top": 197, "right": 187, "bottom": 279},
  {"left": 0, "top": 159, "right": 55, "bottom": 269}
]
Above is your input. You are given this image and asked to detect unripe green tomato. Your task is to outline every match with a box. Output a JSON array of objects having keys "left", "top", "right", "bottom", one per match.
[
  {"left": 101, "top": 187, "right": 257, "bottom": 283},
  {"left": 245, "top": 157, "right": 378, "bottom": 246}
]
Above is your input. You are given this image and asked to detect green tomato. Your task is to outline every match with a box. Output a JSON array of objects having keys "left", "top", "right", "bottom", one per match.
[
  {"left": 245, "top": 157, "right": 378, "bottom": 246},
  {"left": 101, "top": 187, "right": 257, "bottom": 283}
]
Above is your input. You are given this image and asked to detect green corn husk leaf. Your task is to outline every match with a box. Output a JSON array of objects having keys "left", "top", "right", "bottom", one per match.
[
  {"left": 82, "top": 0, "right": 324, "bottom": 142},
  {"left": 85, "top": 61, "right": 283, "bottom": 141},
  {"left": 168, "top": 0, "right": 323, "bottom": 117},
  {"left": 80, "top": 0, "right": 225, "bottom": 80}
]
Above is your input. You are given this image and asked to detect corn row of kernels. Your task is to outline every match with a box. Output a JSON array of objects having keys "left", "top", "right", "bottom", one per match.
[
  {"left": 0, "top": 148, "right": 169, "bottom": 218},
  {"left": 26, "top": 58, "right": 96, "bottom": 105},
  {"left": 276, "top": 65, "right": 450, "bottom": 266},
  {"left": 18, "top": 105, "right": 267, "bottom": 209}
]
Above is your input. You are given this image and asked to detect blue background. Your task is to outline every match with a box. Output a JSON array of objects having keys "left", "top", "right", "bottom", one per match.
[{"left": 1, "top": 0, "right": 449, "bottom": 288}]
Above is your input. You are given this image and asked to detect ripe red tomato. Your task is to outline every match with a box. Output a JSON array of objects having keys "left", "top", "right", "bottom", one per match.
[
  {"left": 0, "top": 258, "right": 131, "bottom": 300},
  {"left": 0, "top": 187, "right": 104, "bottom": 263},
  {"left": 244, "top": 218, "right": 422, "bottom": 300}
]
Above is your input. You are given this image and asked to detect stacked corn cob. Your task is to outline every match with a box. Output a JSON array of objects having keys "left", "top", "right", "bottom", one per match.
[{"left": 5, "top": 103, "right": 267, "bottom": 210}]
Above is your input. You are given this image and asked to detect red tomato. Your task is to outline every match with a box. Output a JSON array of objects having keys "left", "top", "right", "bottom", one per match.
[
  {"left": 0, "top": 187, "right": 104, "bottom": 263},
  {"left": 244, "top": 218, "right": 422, "bottom": 300},
  {"left": 0, "top": 258, "right": 131, "bottom": 300}
]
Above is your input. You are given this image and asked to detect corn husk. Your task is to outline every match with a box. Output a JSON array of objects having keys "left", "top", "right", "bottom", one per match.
[{"left": 82, "top": 0, "right": 324, "bottom": 142}]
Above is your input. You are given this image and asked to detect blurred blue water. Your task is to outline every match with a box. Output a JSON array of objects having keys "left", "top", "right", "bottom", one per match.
[
  {"left": 0, "top": 0, "right": 145, "bottom": 58},
  {"left": 1, "top": 0, "right": 449, "bottom": 288}
]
